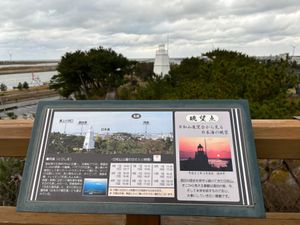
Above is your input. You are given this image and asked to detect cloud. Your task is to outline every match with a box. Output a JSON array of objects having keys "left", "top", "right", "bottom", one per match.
[{"left": 0, "top": 0, "right": 299, "bottom": 59}]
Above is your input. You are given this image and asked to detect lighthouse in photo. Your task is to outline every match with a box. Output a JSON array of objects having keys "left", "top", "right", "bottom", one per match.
[
  {"left": 153, "top": 44, "right": 170, "bottom": 77},
  {"left": 83, "top": 126, "right": 95, "bottom": 151}
]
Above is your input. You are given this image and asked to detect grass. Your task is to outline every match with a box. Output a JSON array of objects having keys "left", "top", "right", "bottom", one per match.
[{"left": 0, "top": 85, "right": 58, "bottom": 104}]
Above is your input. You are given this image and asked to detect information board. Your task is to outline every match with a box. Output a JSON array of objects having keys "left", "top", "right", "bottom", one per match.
[{"left": 17, "top": 100, "right": 265, "bottom": 217}]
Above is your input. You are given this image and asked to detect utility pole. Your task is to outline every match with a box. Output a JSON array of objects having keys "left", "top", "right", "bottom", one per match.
[
  {"left": 143, "top": 121, "right": 150, "bottom": 137},
  {"left": 291, "top": 45, "right": 296, "bottom": 57},
  {"left": 78, "top": 121, "right": 88, "bottom": 135},
  {"left": 8, "top": 52, "right": 12, "bottom": 62},
  {"left": 167, "top": 34, "right": 169, "bottom": 53}
]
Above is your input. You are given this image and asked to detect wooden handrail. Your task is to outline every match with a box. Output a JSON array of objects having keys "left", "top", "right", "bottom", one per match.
[
  {"left": 0, "top": 119, "right": 299, "bottom": 159},
  {"left": 0, "top": 119, "right": 299, "bottom": 225},
  {"left": 0, "top": 206, "right": 126, "bottom": 225},
  {"left": 161, "top": 212, "right": 300, "bottom": 225},
  {"left": 0, "top": 207, "right": 298, "bottom": 225}
]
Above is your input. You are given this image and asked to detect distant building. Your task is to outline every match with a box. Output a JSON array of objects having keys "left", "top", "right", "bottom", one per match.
[
  {"left": 83, "top": 126, "right": 95, "bottom": 151},
  {"left": 256, "top": 54, "right": 300, "bottom": 63},
  {"left": 132, "top": 57, "right": 183, "bottom": 65},
  {"left": 153, "top": 44, "right": 170, "bottom": 76},
  {"left": 291, "top": 56, "right": 300, "bottom": 64},
  {"left": 278, "top": 53, "right": 289, "bottom": 60}
]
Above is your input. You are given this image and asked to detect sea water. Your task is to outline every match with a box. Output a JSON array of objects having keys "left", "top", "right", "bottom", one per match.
[
  {"left": 208, "top": 159, "right": 229, "bottom": 168},
  {"left": 0, "top": 71, "right": 56, "bottom": 90}
]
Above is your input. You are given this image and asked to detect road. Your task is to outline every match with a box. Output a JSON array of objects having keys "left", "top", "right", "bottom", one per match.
[{"left": 0, "top": 96, "right": 61, "bottom": 119}]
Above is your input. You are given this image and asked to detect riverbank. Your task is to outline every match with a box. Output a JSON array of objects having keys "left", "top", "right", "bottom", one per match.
[
  {"left": 0, "top": 85, "right": 60, "bottom": 119},
  {"left": 0, "top": 65, "right": 57, "bottom": 75},
  {"left": 0, "top": 85, "right": 58, "bottom": 105},
  {"left": 0, "top": 71, "right": 56, "bottom": 90}
]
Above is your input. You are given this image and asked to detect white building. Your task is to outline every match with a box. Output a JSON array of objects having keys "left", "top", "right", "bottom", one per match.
[
  {"left": 83, "top": 126, "right": 95, "bottom": 151},
  {"left": 291, "top": 56, "right": 300, "bottom": 64},
  {"left": 153, "top": 44, "right": 170, "bottom": 77}
]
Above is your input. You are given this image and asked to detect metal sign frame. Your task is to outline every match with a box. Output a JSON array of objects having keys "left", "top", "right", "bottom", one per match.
[{"left": 17, "top": 100, "right": 265, "bottom": 217}]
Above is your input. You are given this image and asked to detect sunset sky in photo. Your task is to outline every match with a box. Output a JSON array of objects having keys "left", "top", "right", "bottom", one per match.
[{"left": 179, "top": 137, "right": 231, "bottom": 159}]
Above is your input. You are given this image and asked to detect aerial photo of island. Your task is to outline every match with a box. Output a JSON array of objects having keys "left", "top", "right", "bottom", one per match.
[{"left": 82, "top": 178, "right": 107, "bottom": 196}]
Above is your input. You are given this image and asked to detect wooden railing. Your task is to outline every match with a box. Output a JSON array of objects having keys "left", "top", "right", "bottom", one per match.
[{"left": 0, "top": 119, "right": 299, "bottom": 225}]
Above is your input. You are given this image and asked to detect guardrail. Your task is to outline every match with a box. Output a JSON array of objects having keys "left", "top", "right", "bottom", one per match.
[{"left": 0, "top": 119, "right": 299, "bottom": 225}]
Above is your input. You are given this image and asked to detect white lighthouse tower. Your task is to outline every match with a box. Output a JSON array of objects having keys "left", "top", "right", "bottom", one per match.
[
  {"left": 153, "top": 44, "right": 170, "bottom": 77},
  {"left": 83, "top": 126, "right": 95, "bottom": 151}
]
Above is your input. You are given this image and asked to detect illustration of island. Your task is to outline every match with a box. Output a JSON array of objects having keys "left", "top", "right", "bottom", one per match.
[
  {"left": 46, "top": 111, "right": 174, "bottom": 154},
  {"left": 180, "top": 137, "right": 233, "bottom": 171}
]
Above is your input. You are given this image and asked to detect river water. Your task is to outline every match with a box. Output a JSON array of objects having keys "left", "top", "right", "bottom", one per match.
[{"left": 0, "top": 71, "right": 57, "bottom": 90}]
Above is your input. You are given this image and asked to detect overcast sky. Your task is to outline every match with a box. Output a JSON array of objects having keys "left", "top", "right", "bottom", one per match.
[{"left": 1, "top": 0, "right": 299, "bottom": 60}]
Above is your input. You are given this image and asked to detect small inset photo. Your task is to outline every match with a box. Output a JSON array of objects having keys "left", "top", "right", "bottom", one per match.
[
  {"left": 82, "top": 178, "right": 107, "bottom": 196},
  {"left": 153, "top": 154, "right": 161, "bottom": 162},
  {"left": 179, "top": 137, "right": 233, "bottom": 171}
]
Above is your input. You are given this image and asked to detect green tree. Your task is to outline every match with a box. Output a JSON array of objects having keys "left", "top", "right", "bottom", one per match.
[
  {"left": 0, "top": 83, "right": 7, "bottom": 92},
  {"left": 49, "top": 46, "right": 133, "bottom": 99},
  {"left": 17, "top": 82, "right": 23, "bottom": 90},
  {"left": 0, "top": 157, "right": 24, "bottom": 206},
  {"left": 22, "top": 81, "right": 29, "bottom": 89},
  {"left": 136, "top": 49, "right": 299, "bottom": 119},
  {"left": 134, "top": 62, "right": 154, "bottom": 81},
  {"left": 6, "top": 112, "right": 17, "bottom": 119}
]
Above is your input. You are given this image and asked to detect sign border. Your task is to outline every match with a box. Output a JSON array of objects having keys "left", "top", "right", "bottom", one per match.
[{"left": 17, "top": 100, "right": 265, "bottom": 217}]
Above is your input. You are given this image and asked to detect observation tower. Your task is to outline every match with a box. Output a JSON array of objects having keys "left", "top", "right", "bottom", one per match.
[
  {"left": 83, "top": 126, "right": 95, "bottom": 151},
  {"left": 153, "top": 44, "right": 170, "bottom": 77}
]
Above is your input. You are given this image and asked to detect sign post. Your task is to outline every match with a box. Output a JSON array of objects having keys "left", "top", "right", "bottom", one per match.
[{"left": 17, "top": 100, "right": 265, "bottom": 218}]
